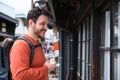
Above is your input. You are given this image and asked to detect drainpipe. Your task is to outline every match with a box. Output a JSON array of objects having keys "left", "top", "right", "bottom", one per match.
[
  {"left": 59, "top": 29, "right": 63, "bottom": 80},
  {"left": 66, "top": 34, "right": 74, "bottom": 80}
]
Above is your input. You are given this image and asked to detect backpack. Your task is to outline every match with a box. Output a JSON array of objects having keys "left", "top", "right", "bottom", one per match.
[{"left": 0, "top": 36, "right": 41, "bottom": 80}]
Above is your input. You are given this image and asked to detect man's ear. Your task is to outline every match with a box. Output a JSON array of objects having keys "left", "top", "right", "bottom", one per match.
[{"left": 28, "top": 19, "right": 35, "bottom": 27}]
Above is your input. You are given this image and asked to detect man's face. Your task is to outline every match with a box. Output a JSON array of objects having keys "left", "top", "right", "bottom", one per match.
[{"left": 33, "top": 14, "right": 48, "bottom": 39}]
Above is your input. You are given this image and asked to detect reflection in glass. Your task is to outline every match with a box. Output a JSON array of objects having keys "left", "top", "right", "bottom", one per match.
[
  {"left": 101, "top": 11, "right": 110, "bottom": 80},
  {"left": 102, "top": 51, "right": 110, "bottom": 80},
  {"left": 101, "top": 11, "right": 110, "bottom": 47},
  {"left": 113, "top": 1, "right": 120, "bottom": 48},
  {"left": 112, "top": 1, "right": 120, "bottom": 80},
  {"left": 77, "top": 26, "right": 81, "bottom": 77},
  {"left": 113, "top": 53, "right": 120, "bottom": 80},
  {"left": 118, "top": 2, "right": 120, "bottom": 48},
  {"left": 82, "top": 23, "right": 85, "bottom": 80}
]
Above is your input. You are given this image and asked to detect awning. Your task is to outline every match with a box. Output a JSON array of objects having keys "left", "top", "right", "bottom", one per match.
[{"left": 0, "top": 12, "right": 18, "bottom": 24}]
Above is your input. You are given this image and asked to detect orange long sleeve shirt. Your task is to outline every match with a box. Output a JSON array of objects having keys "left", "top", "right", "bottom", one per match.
[{"left": 10, "top": 34, "right": 49, "bottom": 80}]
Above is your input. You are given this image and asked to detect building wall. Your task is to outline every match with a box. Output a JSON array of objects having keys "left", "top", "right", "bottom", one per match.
[
  {"left": 15, "top": 18, "right": 27, "bottom": 36},
  {"left": 0, "top": 1, "right": 17, "bottom": 38},
  {"left": 77, "top": 0, "right": 120, "bottom": 80},
  {"left": 0, "top": 2, "right": 15, "bottom": 18}
]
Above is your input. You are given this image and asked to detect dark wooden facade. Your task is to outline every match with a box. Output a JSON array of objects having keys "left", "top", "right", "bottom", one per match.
[
  {"left": 0, "top": 12, "right": 17, "bottom": 40},
  {"left": 50, "top": 0, "right": 120, "bottom": 80}
]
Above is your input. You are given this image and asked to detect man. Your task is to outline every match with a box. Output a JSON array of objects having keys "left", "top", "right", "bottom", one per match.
[{"left": 10, "top": 7, "right": 56, "bottom": 80}]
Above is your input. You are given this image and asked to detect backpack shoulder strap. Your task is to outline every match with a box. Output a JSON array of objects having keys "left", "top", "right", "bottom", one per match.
[
  {"left": 2, "top": 38, "right": 14, "bottom": 69},
  {"left": 0, "top": 45, "right": 2, "bottom": 68},
  {"left": 17, "top": 36, "right": 35, "bottom": 65}
]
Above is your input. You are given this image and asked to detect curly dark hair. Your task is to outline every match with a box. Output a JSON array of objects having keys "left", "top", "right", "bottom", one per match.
[{"left": 27, "top": 7, "right": 50, "bottom": 25}]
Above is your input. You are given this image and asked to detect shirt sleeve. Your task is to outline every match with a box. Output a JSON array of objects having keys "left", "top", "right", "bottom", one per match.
[{"left": 10, "top": 40, "right": 48, "bottom": 80}]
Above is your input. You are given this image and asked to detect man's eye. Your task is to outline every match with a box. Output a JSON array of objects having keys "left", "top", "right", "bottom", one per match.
[{"left": 40, "top": 23, "right": 45, "bottom": 25}]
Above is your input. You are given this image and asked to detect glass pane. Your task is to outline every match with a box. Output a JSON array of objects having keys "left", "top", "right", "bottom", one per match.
[
  {"left": 77, "top": 25, "right": 81, "bottom": 77},
  {"left": 101, "top": 11, "right": 110, "bottom": 80},
  {"left": 118, "top": 2, "right": 120, "bottom": 47},
  {"left": 101, "top": 11, "right": 110, "bottom": 47},
  {"left": 112, "top": 1, "right": 120, "bottom": 80},
  {"left": 82, "top": 22, "right": 86, "bottom": 80},
  {"left": 112, "top": 52, "right": 120, "bottom": 80},
  {"left": 81, "top": 62, "right": 85, "bottom": 80},
  {"left": 102, "top": 51, "right": 110, "bottom": 80},
  {"left": 104, "top": 11, "right": 110, "bottom": 47},
  {"left": 85, "top": 63, "right": 88, "bottom": 80},
  {"left": 113, "top": 1, "right": 120, "bottom": 48},
  {"left": 82, "top": 42, "right": 85, "bottom": 80},
  {"left": 101, "top": 13, "right": 105, "bottom": 46}
]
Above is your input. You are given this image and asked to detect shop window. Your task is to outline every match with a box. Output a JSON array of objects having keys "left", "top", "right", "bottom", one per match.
[
  {"left": 112, "top": 1, "right": 120, "bottom": 80},
  {"left": 2, "top": 22, "right": 6, "bottom": 32},
  {"left": 100, "top": 11, "right": 110, "bottom": 80},
  {"left": 77, "top": 25, "right": 81, "bottom": 78},
  {"left": 81, "top": 22, "right": 86, "bottom": 80},
  {"left": 100, "top": 1, "right": 120, "bottom": 80},
  {"left": 78, "top": 15, "right": 91, "bottom": 80}
]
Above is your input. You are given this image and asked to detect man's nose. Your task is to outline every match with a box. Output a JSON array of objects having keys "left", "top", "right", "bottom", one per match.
[{"left": 44, "top": 24, "right": 48, "bottom": 29}]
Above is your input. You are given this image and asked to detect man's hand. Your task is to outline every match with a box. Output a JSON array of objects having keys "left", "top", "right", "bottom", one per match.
[{"left": 44, "top": 60, "right": 56, "bottom": 71}]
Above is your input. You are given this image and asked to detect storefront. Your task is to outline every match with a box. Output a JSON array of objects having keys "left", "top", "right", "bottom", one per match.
[
  {"left": 50, "top": 0, "right": 120, "bottom": 80},
  {"left": 32, "top": 0, "right": 120, "bottom": 80},
  {"left": 0, "top": 12, "right": 17, "bottom": 40}
]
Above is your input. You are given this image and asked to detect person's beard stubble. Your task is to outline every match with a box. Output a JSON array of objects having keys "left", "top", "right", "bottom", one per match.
[{"left": 33, "top": 25, "right": 47, "bottom": 39}]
